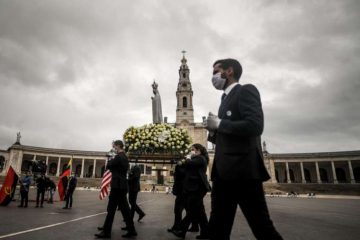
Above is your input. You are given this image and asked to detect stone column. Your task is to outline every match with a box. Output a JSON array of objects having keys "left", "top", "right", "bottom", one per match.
[
  {"left": 81, "top": 158, "right": 85, "bottom": 178},
  {"left": 348, "top": 160, "right": 355, "bottom": 184},
  {"left": 56, "top": 157, "right": 61, "bottom": 177},
  {"left": 162, "top": 166, "right": 167, "bottom": 177},
  {"left": 331, "top": 161, "right": 338, "bottom": 184},
  {"left": 92, "top": 159, "right": 97, "bottom": 178},
  {"left": 300, "top": 162, "right": 306, "bottom": 183},
  {"left": 315, "top": 161, "right": 321, "bottom": 183},
  {"left": 45, "top": 156, "right": 49, "bottom": 175},
  {"left": 286, "top": 162, "right": 291, "bottom": 183},
  {"left": 270, "top": 158, "right": 277, "bottom": 183}
]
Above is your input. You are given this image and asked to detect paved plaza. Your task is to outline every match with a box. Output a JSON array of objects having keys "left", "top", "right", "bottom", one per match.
[{"left": 0, "top": 190, "right": 359, "bottom": 240}]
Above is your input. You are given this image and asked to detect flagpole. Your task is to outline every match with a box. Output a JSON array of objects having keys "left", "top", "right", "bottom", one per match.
[{"left": 70, "top": 155, "right": 73, "bottom": 176}]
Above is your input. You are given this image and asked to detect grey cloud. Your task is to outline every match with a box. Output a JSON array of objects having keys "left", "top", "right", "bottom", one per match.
[{"left": 0, "top": 0, "right": 359, "bottom": 154}]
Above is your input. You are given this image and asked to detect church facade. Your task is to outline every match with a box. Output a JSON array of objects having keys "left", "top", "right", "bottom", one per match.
[{"left": 1, "top": 54, "right": 359, "bottom": 186}]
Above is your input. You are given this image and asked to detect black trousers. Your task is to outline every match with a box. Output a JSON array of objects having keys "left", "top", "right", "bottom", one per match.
[
  {"left": 208, "top": 179, "right": 283, "bottom": 240},
  {"left": 36, "top": 189, "right": 45, "bottom": 206},
  {"left": 179, "top": 192, "right": 209, "bottom": 235},
  {"left": 128, "top": 191, "right": 145, "bottom": 219},
  {"left": 20, "top": 190, "right": 29, "bottom": 207},
  {"left": 65, "top": 191, "right": 74, "bottom": 208},
  {"left": 103, "top": 188, "right": 135, "bottom": 235},
  {"left": 172, "top": 194, "right": 186, "bottom": 230}
]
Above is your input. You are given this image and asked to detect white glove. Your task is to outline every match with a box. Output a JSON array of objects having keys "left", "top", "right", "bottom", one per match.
[{"left": 206, "top": 112, "right": 221, "bottom": 131}]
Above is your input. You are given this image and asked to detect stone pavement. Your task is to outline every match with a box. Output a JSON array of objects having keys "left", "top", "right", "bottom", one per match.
[{"left": 0, "top": 191, "right": 359, "bottom": 240}]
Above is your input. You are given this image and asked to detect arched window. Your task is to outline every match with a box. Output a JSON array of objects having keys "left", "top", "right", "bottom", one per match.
[
  {"left": 101, "top": 166, "right": 105, "bottom": 177},
  {"left": 183, "top": 72, "right": 186, "bottom": 78},
  {"left": 320, "top": 168, "right": 328, "bottom": 182},
  {"left": 336, "top": 168, "right": 347, "bottom": 182},
  {"left": 354, "top": 167, "right": 360, "bottom": 182},
  {"left": 88, "top": 165, "right": 93, "bottom": 178},
  {"left": 49, "top": 163, "right": 57, "bottom": 175},
  {"left": 0, "top": 156, "right": 5, "bottom": 172},
  {"left": 183, "top": 97, "right": 187, "bottom": 108},
  {"left": 289, "top": 169, "right": 295, "bottom": 182},
  {"left": 304, "top": 168, "right": 311, "bottom": 182},
  {"left": 75, "top": 164, "right": 82, "bottom": 177}
]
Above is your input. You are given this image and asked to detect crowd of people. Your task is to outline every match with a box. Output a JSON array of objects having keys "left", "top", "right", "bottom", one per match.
[{"left": 17, "top": 172, "right": 77, "bottom": 209}]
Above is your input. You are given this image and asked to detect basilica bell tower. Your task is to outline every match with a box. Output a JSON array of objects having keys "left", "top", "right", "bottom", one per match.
[{"left": 176, "top": 51, "right": 194, "bottom": 125}]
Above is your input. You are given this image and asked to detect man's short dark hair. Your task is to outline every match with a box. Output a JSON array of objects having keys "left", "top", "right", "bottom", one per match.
[
  {"left": 213, "top": 58, "right": 242, "bottom": 81},
  {"left": 113, "top": 140, "right": 124, "bottom": 149}
]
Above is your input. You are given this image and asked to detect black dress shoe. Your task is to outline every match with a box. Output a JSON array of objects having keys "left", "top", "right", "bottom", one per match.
[
  {"left": 196, "top": 234, "right": 210, "bottom": 239},
  {"left": 121, "top": 227, "right": 129, "bottom": 231},
  {"left": 94, "top": 231, "right": 111, "bottom": 238},
  {"left": 167, "top": 228, "right": 174, "bottom": 232},
  {"left": 138, "top": 213, "right": 145, "bottom": 222},
  {"left": 122, "top": 231, "right": 137, "bottom": 238},
  {"left": 171, "top": 229, "right": 185, "bottom": 239},
  {"left": 97, "top": 227, "right": 104, "bottom": 231}
]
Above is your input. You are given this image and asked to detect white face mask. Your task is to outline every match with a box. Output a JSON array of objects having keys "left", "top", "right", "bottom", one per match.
[{"left": 211, "top": 72, "right": 227, "bottom": 90}]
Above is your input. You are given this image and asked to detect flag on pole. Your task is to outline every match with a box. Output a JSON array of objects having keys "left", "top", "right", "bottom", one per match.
[
  {"left": 99, "top": 169, "right": 112, "bottom": 200},
  {"left": 57, "top": 158, "right": 72, "bottom": 201},
  {"left": 0, "top": 166, "right": 19, "bottom": 206}
]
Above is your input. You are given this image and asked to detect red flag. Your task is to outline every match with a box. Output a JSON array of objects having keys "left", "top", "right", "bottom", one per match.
[
  {"left": 0, "top": 166, "right": 19, "bottom": 206},
  {"left": 99, "top": 170, "right": 111, "bottom": 200},
  {"left": 57, "top": 159, "right": 72, "bottom": 201}
]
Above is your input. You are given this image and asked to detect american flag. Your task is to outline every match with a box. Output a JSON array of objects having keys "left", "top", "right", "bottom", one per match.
[{"left": 99, "top": 169, "right": 112, "bottom": 200}]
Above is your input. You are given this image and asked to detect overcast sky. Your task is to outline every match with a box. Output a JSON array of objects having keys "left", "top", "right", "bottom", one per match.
[{"left": 0, "top": 0, "right": 359, "bottom": 153}]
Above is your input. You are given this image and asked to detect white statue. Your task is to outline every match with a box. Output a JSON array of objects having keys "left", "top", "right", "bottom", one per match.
[
  {"left": 152, "top": 81, "right": 163, "bottom": 124},
  {"left": 16, "top": 132, "right": 21, "bottom": 144}
]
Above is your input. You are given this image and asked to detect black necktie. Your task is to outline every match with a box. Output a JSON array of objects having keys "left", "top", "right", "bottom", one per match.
[{"left": 221, "top": 93, "right": 226, "bottom": 102}]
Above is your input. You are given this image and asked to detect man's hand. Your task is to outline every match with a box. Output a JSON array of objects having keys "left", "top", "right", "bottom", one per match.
[{"left": 206, "top": 112, "right": 221, "bottom": 131}]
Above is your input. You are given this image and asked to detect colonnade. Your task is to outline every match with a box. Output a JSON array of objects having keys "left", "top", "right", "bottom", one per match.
[{"left": 272, "top": 159, "right": 359, "bottom": 184}]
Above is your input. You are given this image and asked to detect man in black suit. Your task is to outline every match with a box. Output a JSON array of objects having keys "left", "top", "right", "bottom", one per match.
[
  {"left": 35, "top": 174, "right": 46, "bottom": 208},
  {"left": 63, "top": 175, "right": 77, "bottom": 209},
  {"left": 95, "top": 140, "right": 137, "bottom": 239},
  {"left": 206, "top": 59, "right": 282, "bottom": 240},
  {"left": 128, "top": 163, "right": 145, "bottom": 222}
]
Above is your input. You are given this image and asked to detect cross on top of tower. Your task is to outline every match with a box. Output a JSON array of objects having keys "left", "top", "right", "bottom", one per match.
[
  {"left": 181, "top": 50, "right": 187, "bottom": 65},
  {"left": 181, "top": 50, "right": 186, "bottom": 58}
]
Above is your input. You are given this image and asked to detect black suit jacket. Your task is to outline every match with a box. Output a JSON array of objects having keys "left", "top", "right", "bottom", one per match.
[
  {"left": 128, "top": 165, "right": 141, "bottom": 192},
  {"left": 172, "top": 164, "right": 186, "bottom": 196},
  {"left": 107, "top": 152, "right": 129, "bottom": 190},
  {"left": 68, "top": 177, "right": 77, "bottom": 193},
  {"left": 183, "top": 155, "right": 211, "bottom": 195},
  {"left": 209, "top": 84, "right": 270, "bottom": 182}
]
